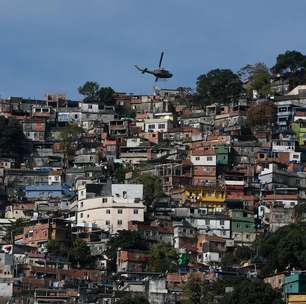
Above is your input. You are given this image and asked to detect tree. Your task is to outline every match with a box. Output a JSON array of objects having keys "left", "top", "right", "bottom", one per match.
[
  {"left": 78, "top": 81, "right": 115, "bottom": 106},
  {"left": 182, "top": 275, "right": 227, "bottom": 304},
  {"left": 47, "top": 240, "right": 62, "bottom": 256},
  {"left": 59, "top": 124, "right": 83, "bottom": 168},
  {"left": 258, "top": 224, "right": 306, "bottom": 275},
  {"left": 222, "top": 245, "right": 254, "bottom": 267},
  {"left": 132, "top": 174, "right": 165, "bottom": 207},
  {"left": 196, "top": 69, "right": 243, "bottom": 105},
  {"left": 224, "top": 279, "right": 284, "bottom": 304},
  {"left": 106, "top": 230, "right": 147, "bottom": 272},
  {"left": 68, "top": 239, "right": 93, "bottom": 268},
  {"left": 272, "top": 50, "right": 306, "bottom": 74},
  {"left": 182, "top": 274, "right": 206, "bottom": 304},
  {"left": 97, "top": 86, "right": 115, "bottom": 106},
  {"left": 247, "top": 102, "right": 276, "bottom": 128},
  {"left": 272, "top": 50, "right": 306, "bottom": 90},
  {"left": 0, "top": 116, "right": 30, "bottom": 163},
  {"left": 239, "top": 63, "right": 271, "bottom": 98},
  {"left": 116, "top": 295, "right": 149, "bottom": 304},
  {"left": 149, "top": 242, "right": 178, "bottom": 273},
  {"left": 78, "top": 81, "right": 100, "bottom": 101}
]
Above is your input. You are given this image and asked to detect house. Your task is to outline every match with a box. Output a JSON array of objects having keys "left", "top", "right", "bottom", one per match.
[
  {"left": 117, "top": 249, "right": 149, "bottom": 273},
  {"left": 77, "top": 183, "right": 145, "bottom": 233},
  {"left": 20, "top": 218, "right": 71, "bottom": 250},
  {"left": 258, "top": 163, "right": 299, "bottom": 190},
  {"left": 183, "top": 186, "right": 225, "bottom": 214},
  {"left": 22, "top": 119, "right": 46, "bottom": 142},
  {"left": 24, "top": 184, "right": 75, "bottom": 200},
  {"left": 230, "top": 209, "right": 256, "bottom": 245},
  {"left": 275, "top": 99, "right": 306, "bottom": 127},
  {"left": 283, "top": 272, "right": 306, "bottom": 295},
  {"left": 5, "top": 202, "right": 34, "bottom": 220},
  {"left": 197, "top": 234, "right": 226, "bottom": 264},
  {"left": 0, "top": 252, "right": 13, "bottom": 299},
  {"left": 215, "top": 144, "right": 232, "bottom": 167},
  {"left": 128, "top": 221, "right": 174, "bottom": 245},
  {"left": 188, "top": 214, "right": 231, "bottom": 239},
  {"left": 264, "top": 272, "right": 286, "bottom": 290},
  {"left": 150, "top": 162, "right": 192, "bottom": 194},
  {"left": 190, "top": 148, "right": 217, "bottom": 186},
  {"left": 269, "top": 204, "right": 295, "bottom": 232},
  {"left": 109, "top": 120, "right": 129, "bottom": 138},
  {"left": 223, "top": 171, "right": 245, "bottom": 199},
  {"left": 173, "top": 221, "right": 197, "bottom": 252},
  {"left": 144, "top": 118, "right": 173, "bottom": 133}
]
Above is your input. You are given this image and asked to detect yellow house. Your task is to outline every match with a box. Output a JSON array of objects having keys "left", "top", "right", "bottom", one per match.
[
  {"left": 183, "top": 186, "right": 226, "bottom": 212},
  {"left": 288, "top": 294, "right": 306, "bottom": 303}
]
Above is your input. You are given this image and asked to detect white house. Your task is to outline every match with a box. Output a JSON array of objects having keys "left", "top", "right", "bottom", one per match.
[
  {"left": 190, "top": 154, "right": 216, "bottom": 166},
  {"left": 144, "top": 118, "right": 172, "bottom": 133},
  {"left": 77, "top": 184, "right": 145, "bottom": 233}
]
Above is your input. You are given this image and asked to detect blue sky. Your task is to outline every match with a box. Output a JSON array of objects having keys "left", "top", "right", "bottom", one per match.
[{"left": 0, "top": 0, "right": 306, "bottom": 99}]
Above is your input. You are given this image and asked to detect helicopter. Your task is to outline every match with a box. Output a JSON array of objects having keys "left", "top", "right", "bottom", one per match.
[{"left": 135, "top": 51, "right": 173, "bottom": 82}]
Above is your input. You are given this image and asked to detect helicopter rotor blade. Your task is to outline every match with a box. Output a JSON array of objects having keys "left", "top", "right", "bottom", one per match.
[{"left": 158, "top": 51, "right": 164, "bottom": 68}]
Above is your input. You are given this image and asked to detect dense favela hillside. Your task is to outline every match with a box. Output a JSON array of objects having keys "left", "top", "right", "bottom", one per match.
[{"left": 2, "top": 50, "right": 306, "bottom": 303}]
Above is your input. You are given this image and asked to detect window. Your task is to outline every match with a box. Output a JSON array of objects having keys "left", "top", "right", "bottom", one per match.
[
  {"left": 80, "top": 213, "right": 83, "bottom": 218},
  {"left": 205, "top": 219, "right": 210, "bottom": 225},
  {"left": 87, "top": 214, "right": 90, "bottom": 218},
  {"left": 123, "top": 191, "right": 127, "bottom": 199},
  {"left": 106, "top": 220, "right": 110, "bottom": 225},
  {"left": 80, "top": 202, "right": 83, "bottom": 207},
  {"left": 133, "top": 209, "right": 139, "bottom": 214},
  {"left": 207, "top": 156, "right": 213, "bottom": 161},
  {"left": 106, "top": 209, "right": 110, "bottom": 214},
  {"left": 117, "top": 220, "right": 122, "bottom": 225},
  {"left": 158, "top": 123, "right": 165, "bottom": 129},
  {"left": 118, "top": 209, "right": 123, "bottom": 214},
  {"left": 102, "top": 198, "right": 108, "bottom": 203},
  {"left": 148, "top": 124, "right": 155, "bottom": 129},
  {"left": 195, "top": 156, "right": 200, "bottom": 161},
  {"left": 220, "top": 220, "right": 224, "bottom": 226}
]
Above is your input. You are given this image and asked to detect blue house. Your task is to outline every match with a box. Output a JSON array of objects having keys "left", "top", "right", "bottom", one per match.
[
  {"left": 24, "top": 184, "right": 75, "bottom": 200},
  {"left": 283, "top": 273, "right": 306, "bottom": 295}
]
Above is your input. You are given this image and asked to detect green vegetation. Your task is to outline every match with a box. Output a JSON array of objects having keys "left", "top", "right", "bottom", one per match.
[
  {"left": 222, "top": 245, "right": 254, "bottom": 267},
  {"left": 132, "top": 174, "right": 165, "bottom": 207},
  {"left": 116, "top": 295, "right": 149, "bottom": 304},
  {"left": 247, "top": 102, "right": 276, "bottom": 128},
  {"left": 272, "top": 50, "right": 306, "bottom": 74},
  {"left": 182, "top": 275, "right": 283, "bottom": 304},
  {"left": 258, "top": 224, "right": 306, "bottom": 275},
  {"left": 68, "top": 239, "right": 93, "bottom": 268},
  {"left": 196, "top": 69, "right": 243, "bottom": 105},
  {"left": 59, "top": 124, "right": 83, "bottom": 168},
  {"left": 78, "top": 81, "right": 115, "bottom": 106},
  {"left": 239, "top": 63, "right": 271, "bottom": 97},
  {"left": 272, "top": 50, "right": 306, "bottom": 89},
  {"left": 106, "top": 230, "right": 147, "bottom": 272},
  {"left": 0, "top": 116, "right": 30, "bottom": 163},
  {"left": 149, "top": 242, "right": 178, "bottom": 273},
  {"left": 48, "top": 239, "right": 93, "bottom": 268},
  {"left": 224, "top": 279, "right": 284, "bottom": 304}
]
